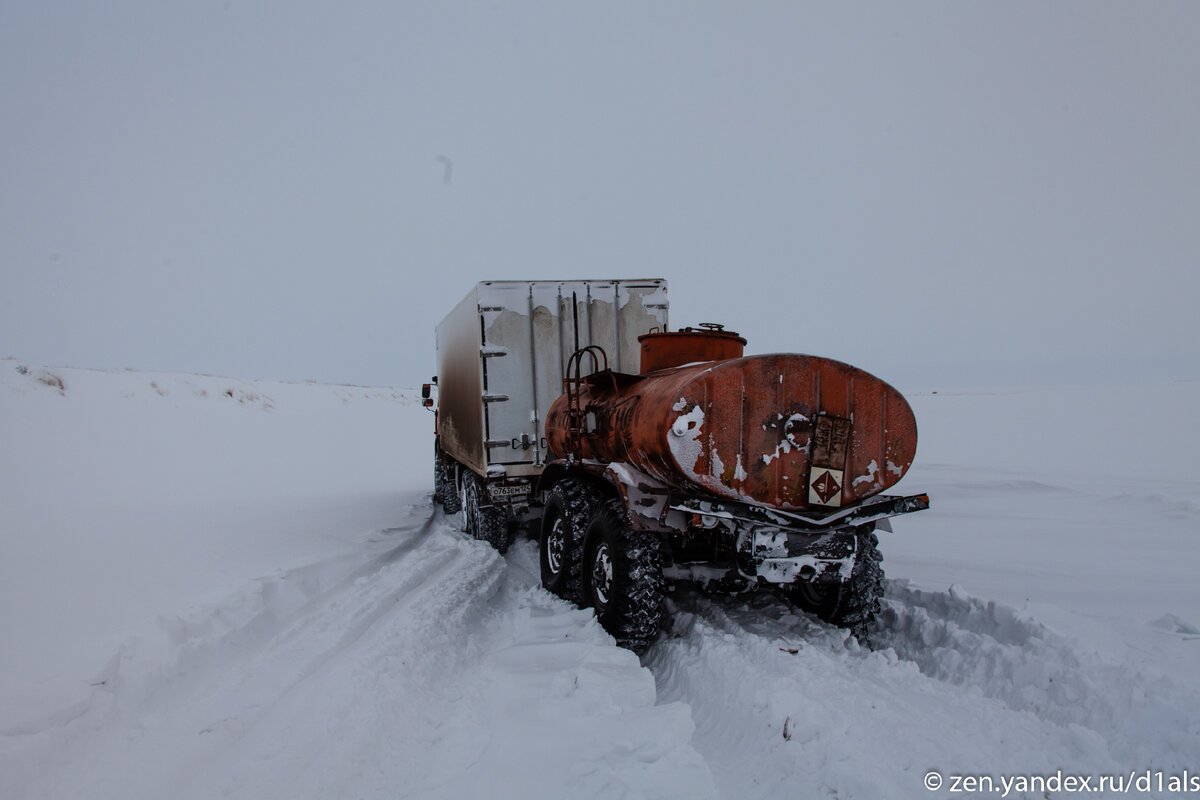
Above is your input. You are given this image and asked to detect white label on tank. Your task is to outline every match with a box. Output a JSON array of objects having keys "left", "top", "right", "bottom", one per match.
[{"left": 808, "top": 467, "right": 844, "bottom": 507}]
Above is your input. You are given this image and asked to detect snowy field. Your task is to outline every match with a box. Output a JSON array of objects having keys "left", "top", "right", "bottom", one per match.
[{"left": 1, "top": 359, "right": 1198, "bottom": 799}]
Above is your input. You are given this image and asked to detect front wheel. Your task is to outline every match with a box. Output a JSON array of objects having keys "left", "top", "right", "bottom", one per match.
[{"left": 581, "top": 499, "right": 664, "bottom": 652}]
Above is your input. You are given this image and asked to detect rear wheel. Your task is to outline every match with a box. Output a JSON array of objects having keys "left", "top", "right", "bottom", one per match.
[
  {"left": 539, "top": 479, "right": 597, "bottom": 604},
  {"left": 439, "top": 453, "right": 461, "bottom": 515},
  {"left": 474, "top": 502, "right": 510, "bottom": 554},
  {"left": 458, "top": 471, "right": 510, "bottom": 553},
  {"left": 433, "top": 445, "right": 447, "bottom": 504},
  {"left": 581, "top": 499, "right": 664, "bottom": 652},
  {"left": 787, "top": 527, "right": 884, "bottom": 645},
  {"left": 456, "top": 475, "right": 474, "bottom": 532}
]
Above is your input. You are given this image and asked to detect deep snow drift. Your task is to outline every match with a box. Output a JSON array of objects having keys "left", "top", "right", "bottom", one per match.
[{"left": 1, "top": 360, "right": 1197, "bottom": 798}]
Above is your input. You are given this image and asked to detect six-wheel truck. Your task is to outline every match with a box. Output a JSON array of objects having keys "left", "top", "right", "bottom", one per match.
[{"left": 425, "top": 279, "right": 928, "bottom": 649}]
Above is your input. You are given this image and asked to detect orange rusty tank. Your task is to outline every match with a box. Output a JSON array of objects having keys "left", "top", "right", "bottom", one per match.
[{"left": 545, "top": 328, "right": 917, "bottom": 511}]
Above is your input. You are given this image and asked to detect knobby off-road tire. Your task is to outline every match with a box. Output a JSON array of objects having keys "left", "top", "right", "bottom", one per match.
[
  {"left": 458, "top": 471, "right": 511, "bottom": 553},
  {"left": 788, "top": 527, "right": 884, "bottom": 646},
  {"left": 456, "top": 473, "right": 475, "bottom": 533},
  {"left": 539, "top": 479, "right": 598, "bottom": 605},
  {"left": 438, "top": 451, "right": 462, "bottom": 515},
  {"left": 433, "top": 445, "right": 446, "bottom": 504},
  {"left": 582, "top": 498, "right": 665, "bottom": 652},
  {"left": 474, "top": 503, "right": 510, "bottom": 554}
]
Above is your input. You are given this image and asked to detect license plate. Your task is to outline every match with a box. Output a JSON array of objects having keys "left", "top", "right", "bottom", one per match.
[{"left": 489, "top": 484, "right": 528, "bottom": 498}]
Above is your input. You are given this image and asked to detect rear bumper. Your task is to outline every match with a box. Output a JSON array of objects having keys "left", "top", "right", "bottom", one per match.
[
  {"left": 703, "top": 493, "right": 930, "bottom": 586},
  {"left": 668, "top": 492, "right": 930, "bottom": 535},
  {"left": 751, "top": 527, "right": 859, "bottom": 585}
]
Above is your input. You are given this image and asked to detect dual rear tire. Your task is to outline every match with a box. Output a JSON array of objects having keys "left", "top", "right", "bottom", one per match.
[
  {"left": 435, "top": 446, "right": 461, "bottom": 514},
  {"left": 434, "top": 448, "right": 509, "bottom": 553},
  {"left": 539, "top": 482, "right": 664, "bottom": 651},
  {"left": 456, "top": 470, "right": 510, "bottom": 553}
]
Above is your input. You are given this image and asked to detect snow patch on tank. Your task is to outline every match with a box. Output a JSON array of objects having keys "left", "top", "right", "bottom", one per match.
[
  {"left": 761, "top": 413, "right": 810, "bottom": 466},
  {"left": 762, "top": 442, "right": 790, "bottom": 466},
  {"left": 606, "top": 462, "right": 670, "bottom": 522},
  {"left": 853, "top": 459, "right": 881, "bottom": 490},
  {"left": 668, "top": 405, "right": 706, "bottom": 475},
  {"left": 709, "top": 447, "right": 725, "bottom": 482},
  {"left": 671, "top": 405, "right": 704, "bottom": 438},
  {"left": 668, "top": 403, "right": 755, "bottom": 502}
]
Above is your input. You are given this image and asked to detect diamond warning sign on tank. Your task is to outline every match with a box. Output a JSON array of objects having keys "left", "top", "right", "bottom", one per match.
[{"left": 808, "top": 467, "right": 844, "bottom": 506}]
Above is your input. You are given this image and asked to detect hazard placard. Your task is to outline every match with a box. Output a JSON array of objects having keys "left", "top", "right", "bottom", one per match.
[{"left": 808, "top": 467, "right": 844, "bottom": 507}]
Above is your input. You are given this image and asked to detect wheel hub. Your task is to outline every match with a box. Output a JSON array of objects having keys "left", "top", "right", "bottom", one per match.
[
  {"left": 546, "top": 517, "right": 565, "bottom": 574},
  {"left": 793, "top": 579, "right": 842, "bottom": 615},
  {"left": 460, "top": 481, "right": 475, "bottom": 533},
  {"left": 591, "top": 542, "right": 613, "bottom": 609}
]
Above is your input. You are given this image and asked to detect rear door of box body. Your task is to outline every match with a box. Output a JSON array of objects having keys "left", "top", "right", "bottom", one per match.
[{"left": 478, "top": 280, "right": 668, "bottom": 474}]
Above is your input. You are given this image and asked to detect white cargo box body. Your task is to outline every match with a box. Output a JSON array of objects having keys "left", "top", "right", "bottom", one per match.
[{"left": 436, "top": 280, "right": 669, "bottom": 478}]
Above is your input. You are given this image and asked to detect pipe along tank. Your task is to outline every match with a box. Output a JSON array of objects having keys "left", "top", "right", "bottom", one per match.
[{"left": 534, "top": 324, "right": 928, "bottom": 650}]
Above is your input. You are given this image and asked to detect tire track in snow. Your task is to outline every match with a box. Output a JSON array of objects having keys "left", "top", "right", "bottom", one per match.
[
  {"left": 209, "top": 529, "right": 481, "bottom": 717},
  {"left": 170, "top": 535, "right": 713, "bottom": 800},
  {"left": 1, "top": 512, "right": 507, "bottom": 800},
  {"left": 411, "top": 540, "right": 717, "bottom": 800},
  {"left": 103, "top": 506, "right": 453, "bottom": 724},
  {"left": 177, "top": 522, "right": 508, "bottom": 800},
  {"left": 3, "top": 518, "right": 717, "bottom": 800}
]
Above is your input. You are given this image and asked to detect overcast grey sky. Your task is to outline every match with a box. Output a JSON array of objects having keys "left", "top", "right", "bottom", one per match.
[{"left": 2, "top": 2, "right": 1197, "bottom": 391}]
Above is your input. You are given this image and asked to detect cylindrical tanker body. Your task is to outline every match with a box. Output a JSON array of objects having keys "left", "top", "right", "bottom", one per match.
[{"left": 545, "top": 350, "right": 917, "bottom": 511}]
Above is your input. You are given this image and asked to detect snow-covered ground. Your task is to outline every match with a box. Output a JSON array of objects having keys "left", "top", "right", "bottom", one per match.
[{"left": 1, "top": 360, "right": 1197, "bottom": 798}]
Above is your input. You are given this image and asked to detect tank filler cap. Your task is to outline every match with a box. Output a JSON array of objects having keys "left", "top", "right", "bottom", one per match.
[{"left": 673, "top": 322, "right": 742, "bottom": 340}]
